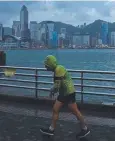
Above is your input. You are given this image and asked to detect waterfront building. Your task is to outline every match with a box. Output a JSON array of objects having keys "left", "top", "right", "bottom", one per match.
[
  {"left": 3, "top": 27, "right": 13, "bottom": 36},
  {"left": 20, "top": 5, "right": 30, "bottom": 41},
  {"left": 110, "top": 32, "right": 115, "bottom": 46},
  {"left": 0, "top": 24, "right": 3, "bottom": 41},
  {"left": 12, "top": 21, "right": 20, "bottom": 37},
  {"left": 101, "top": 22, "right": 108, "bottom": 45},
  {"left": 30, "top": 21, "right": 38, "bottom": 41}
]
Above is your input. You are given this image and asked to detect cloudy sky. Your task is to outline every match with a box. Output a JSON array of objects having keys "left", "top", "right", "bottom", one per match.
[{"left": 0, "top": 1, "right": 115, "bottom": 27}]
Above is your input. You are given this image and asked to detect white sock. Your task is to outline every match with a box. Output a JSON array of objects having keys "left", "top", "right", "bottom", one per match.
[
  {"left": 83, "top": 126, "right": 87, "bottom": 131},
  {"left": 49, "top": 125, "right": 54, "bottom": 131}
]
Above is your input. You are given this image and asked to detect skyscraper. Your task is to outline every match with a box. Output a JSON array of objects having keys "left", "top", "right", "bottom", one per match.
[
  {"left": 110, "top": 32, "right": 115, "bottom": 46},
  {"left": 3, "top": 27, "right": 13, "bottom": 36},
  {"left": 0, "top": 24, "right": 3, "bottom": 41},
  {"left": 20, "top": 5, "right": 30, "bottom": 41},
  {"left": 60, "top": 28, "right": 66, "bottom": 39},
  {"left": 46, "top": 21, "right": 54, "bottom": 39},
  {"left": 101, "top": 22, "right": 108, "bottom": 45},
  {"left": 30, "top": 21, "right": 38, "bottom": 41},
  {"left": 40, "top": 24, "right": 47, "bottom": 46},
  {"left": 12, "top": 21, "right": 20, "bottom": 37},
  {"left": 60, "top": 28, "right": 66, "bottom": 34},
  {"left": 37, "top": 23, "right": 41, "bottom": 41},
  {"left": 52, "top": 31, "right": 58, "bottom": 48},
  {"left": 46, "top": 21, "right": 55, "bottom": 47}
]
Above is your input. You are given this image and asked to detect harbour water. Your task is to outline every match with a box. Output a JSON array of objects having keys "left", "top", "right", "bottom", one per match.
[
  {"left": 1, "top": 49, "right": 115, "bottom": 104},
  {"left": 5, "top": 49, "right": 115, "bottom": 71}
]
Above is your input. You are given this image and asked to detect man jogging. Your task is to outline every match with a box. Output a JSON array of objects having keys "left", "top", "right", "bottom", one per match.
[{"left": 40, "top": 55, "right": 90, "bottom": 138}]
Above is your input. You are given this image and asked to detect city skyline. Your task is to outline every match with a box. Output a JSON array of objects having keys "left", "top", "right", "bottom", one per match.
[
  {"left": 0, "top": 1, "right": 114, "bottom": 49},
  {"left": 0, "top": 1, "right": 115, "bottom": 27}
]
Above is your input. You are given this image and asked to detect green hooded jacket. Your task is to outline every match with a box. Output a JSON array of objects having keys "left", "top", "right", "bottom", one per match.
[{"left": 44, "top": 55, "right": 75, "bottom": 96}]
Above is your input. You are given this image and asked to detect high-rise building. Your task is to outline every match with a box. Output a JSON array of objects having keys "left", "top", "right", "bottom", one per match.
[
  {"left": 12, "top": 21, "right": 20, "bottom": 37},
  {"left": 90, "top": 37, "right": 97, "bottom": 47},
  {"left": 110, "top": 32, "right": 115, "bottom": 46},
  {"left": 40, "top": 23, "right": 48, "bottom": 46},
  {"left": 20, "top": 5, "right": 30, "bottom": 41},
  {"left": 60, "top": 28, "right": 66, "bottom": 39},
  {"left": 46, "top": 21, "right": 54, "bottom": 39},
  {"left": 46, "top": 21, "right": 55, "bottom": 47},
  {"left": 97, "top": 39, "right": 102, "bottom": 45},
  {"left": 30, "top": 21, "right": 38, "bottom": 41},
  {"left": 58, "top": 34, "right": 64, "bottom": 48},
  {"left": 73, "top": 34, "right": 81, "bottom": 46},
  {"left": 37, "top": 23, "right": 41, "bottom": 41},
  {"left": 40, "top": 24, "right": 46, "bottom": 35},
  {"left": 82, "top": 34, "right": 90, "bottom": 45},
  {"left": 3, "top": 27, "right": 13, "bottom": 36},
  {"left": 52, "top": 31, "right": 58, "bottom": 48},
  {"left": 60, "top": 28, "right": 66, "bottom": 34},
  {"left": 101, "top": 22, "right": 108, "bottom": 45},
  {"left": 0, "top": 24, "right": 3, "bottom": 41},
  {"left": 73, "top": 33, "right": 90, "bottom": 47}
]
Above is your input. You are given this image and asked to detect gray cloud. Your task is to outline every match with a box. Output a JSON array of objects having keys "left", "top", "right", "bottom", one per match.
[{"left": 0, "top": 1, "right": 115, "bottom": 27}]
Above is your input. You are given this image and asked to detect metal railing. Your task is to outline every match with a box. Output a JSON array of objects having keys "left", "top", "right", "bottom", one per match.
[{"left": 0, "top": 66, "right": 115, "bottom": 105}]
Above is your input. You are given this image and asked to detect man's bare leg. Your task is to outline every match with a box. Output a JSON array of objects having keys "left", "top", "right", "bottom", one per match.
[
  {"left": 49, "top": 100, "right": 63, "bottom": 130},
  {"left": 40, "top": 100, "right": 63, "bottom": 135},
  {"left": 68, "top": 102, "right": 90, "bottom": 138},
  {"left": 68, "top": 102, "right": 87, "bottom": 128}
]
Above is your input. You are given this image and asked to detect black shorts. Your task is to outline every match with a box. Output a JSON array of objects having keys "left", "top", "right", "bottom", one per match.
[{"left": 57, "top": 93, "right": 76, "bottom": 104}]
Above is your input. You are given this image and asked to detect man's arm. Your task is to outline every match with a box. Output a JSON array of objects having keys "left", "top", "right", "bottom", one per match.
[
  {"left": 50, "top": 66, "right": 66, "bottom": 95},
  {"left": 50, "top": 78, "right": 62, "bottom": 94}
]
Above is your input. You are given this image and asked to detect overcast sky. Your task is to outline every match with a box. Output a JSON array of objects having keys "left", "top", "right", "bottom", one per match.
[{"left": 0, "top": 1, "right": 115, "bottom": 27}]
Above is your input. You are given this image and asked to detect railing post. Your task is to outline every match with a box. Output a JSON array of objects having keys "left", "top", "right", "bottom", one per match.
[
  {"left": 81, "top": 72, "right": 84, "bottom": 104},
  {"left": 35, "top": 69, "right": 38, "bottom": 98}
]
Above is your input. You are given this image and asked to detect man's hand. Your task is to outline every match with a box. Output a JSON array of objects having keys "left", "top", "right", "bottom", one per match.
[
  {"left": 49, "top": 91, "right": 55, "bottom": 98},
  {"left": 49, "top": 87, "right": 55, "bottom": 98}
]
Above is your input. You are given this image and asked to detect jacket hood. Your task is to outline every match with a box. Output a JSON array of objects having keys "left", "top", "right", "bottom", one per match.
[{"left": 44, "top": 55, "right": 58, "bottom": 70}]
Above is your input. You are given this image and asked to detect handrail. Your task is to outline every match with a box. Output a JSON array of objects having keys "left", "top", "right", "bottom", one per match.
[
  {"left": 1, "top": 76, "right": 115, "bottom": 82},
  {"left": 67, "top": 69, "right": 115, "bottom": 74},
  {"left": 0, "top": 66, "right": 115, "bottom": 105},
  {"left": 1, "top": 66, "right": 115, "bottom": 74}
]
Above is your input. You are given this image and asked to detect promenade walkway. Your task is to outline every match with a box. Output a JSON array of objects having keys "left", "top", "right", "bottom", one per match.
[{"left": 0, "top": 97, "right": 115, "bottom": 141}]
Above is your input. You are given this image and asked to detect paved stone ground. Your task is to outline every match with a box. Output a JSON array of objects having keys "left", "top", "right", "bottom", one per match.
[
  {"left": 0, "top": 110, "right": 115, "bottom": 141},
  {"left": 0, "top": 100, "right": 114, "bottom": 141}
]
